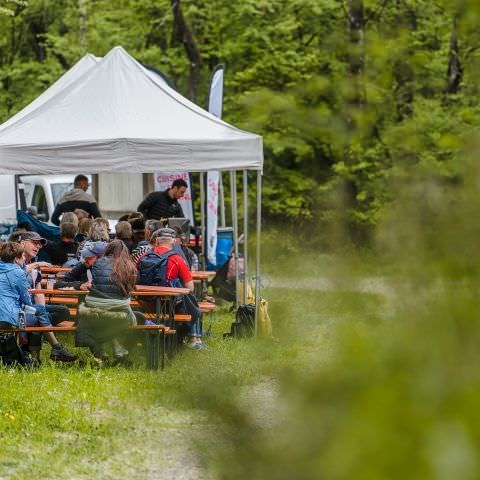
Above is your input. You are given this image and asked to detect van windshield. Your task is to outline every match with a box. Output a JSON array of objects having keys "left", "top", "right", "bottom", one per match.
[{"left": 51, "top": 183, "right": 73, "bottom": 205}]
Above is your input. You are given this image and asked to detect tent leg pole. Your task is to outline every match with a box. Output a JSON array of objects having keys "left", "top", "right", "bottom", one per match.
[
  {"left": 243, "top": 169, "right": 248, "bottom": 304},
  {"left": 200, "top": 172, "right": 206, "bottom": 270},
  {"left": 219, "top": 173, "right": 226, "bottom": 228},
  {"left": 254, "top": 171, "right": 262, "bottom": 337},
  {"left": 230, "top": 171, "right": 239, "bottom": 309}
]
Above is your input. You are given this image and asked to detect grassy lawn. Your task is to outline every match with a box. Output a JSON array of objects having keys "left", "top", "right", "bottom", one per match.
[{"left": 0, "top": 287, "right": 384, "bottom": 479}]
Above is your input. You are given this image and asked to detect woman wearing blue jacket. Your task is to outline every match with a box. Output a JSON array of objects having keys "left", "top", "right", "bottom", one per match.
[{"left": 0, "top": 242, "right": 76, "bottom": 362}]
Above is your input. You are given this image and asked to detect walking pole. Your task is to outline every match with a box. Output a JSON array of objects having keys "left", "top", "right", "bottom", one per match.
[
  {"left": 230, "top": 170, "right": 239, "bottom": 309},
  {"left": 200, "top": 172, "right": 206, "bottom": 270},
  {"left": 243, "top": 169, "right": 248, "bottom": 304},
  {"left": 219, "top": 173, "right": 226, "bottom": 228},
  {"left": 254, "top": 171, "right": 262, "bottom": 336}
]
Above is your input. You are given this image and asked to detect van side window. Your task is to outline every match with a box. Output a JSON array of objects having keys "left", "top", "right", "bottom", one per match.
[{"left": 31, "top": 185, "right": 48, "bottom": 221}]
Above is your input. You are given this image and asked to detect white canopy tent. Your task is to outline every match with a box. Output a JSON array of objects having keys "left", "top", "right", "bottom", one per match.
[
  {"left": 0, "top": 46, "right": 263, "bottom": 174},
  {"left": 0, "top": 45, "right": 264, "bottom": 331}
]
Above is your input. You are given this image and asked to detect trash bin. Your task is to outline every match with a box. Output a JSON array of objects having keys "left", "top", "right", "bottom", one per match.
[{"left": 207, "top": 227, "right": 233, "bottom": 270}]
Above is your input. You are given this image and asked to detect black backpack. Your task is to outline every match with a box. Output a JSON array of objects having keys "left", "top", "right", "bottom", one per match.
[
  {"left": 138, "top": 250, "right": 179, "bottom": 287},
  {"left": 0, "top": 333, "right": 31, "bottom": 367},
  {"left": 224, "top": 304, "right": 256, "bottom": 339}
]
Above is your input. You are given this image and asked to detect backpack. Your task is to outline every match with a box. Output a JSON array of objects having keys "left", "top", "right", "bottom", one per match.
[
  {"left": 0, "top": 333, "right": 32, "bottom": 367},
  {"left": 224, "top": 304, "right": 256, "bottom": 339},
  {"left": 138, "top": 250, "right": 180, "bottom": 287}
]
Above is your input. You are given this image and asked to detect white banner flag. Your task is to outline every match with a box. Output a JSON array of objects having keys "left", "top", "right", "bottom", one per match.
[
  {"left": 153, "top": 172, "right": 194, "bottom": 225},
  {"left": 206, "top": 66, "right": 224, "bottom": 265},
  {"left": 206, "top": 171, "right": 219, "bottom": 264}
]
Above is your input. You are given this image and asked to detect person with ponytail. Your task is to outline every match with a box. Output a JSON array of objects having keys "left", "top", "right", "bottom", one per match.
[{"left": 80, "top": 240, "right": 140, "bottom": 362}]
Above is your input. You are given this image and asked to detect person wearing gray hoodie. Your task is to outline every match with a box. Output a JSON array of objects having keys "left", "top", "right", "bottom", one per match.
[{"left": 51, "top": 174, "right": 101, "bottom": 225}]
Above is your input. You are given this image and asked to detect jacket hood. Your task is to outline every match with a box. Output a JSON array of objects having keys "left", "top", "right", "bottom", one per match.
[
  {"left": 0, "top": 262, "right": 20, "bottom": 274},
  {"left": 60, "top": 188, "right": 95, "bottom": 204}
]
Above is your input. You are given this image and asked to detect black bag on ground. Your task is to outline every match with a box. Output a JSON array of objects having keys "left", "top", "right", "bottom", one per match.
[
  {"left": 0, "top": 333, "right": 30, "bottom": 366},
  {"left": 224, "top": 304, "right": 255, "bottom": 339}
]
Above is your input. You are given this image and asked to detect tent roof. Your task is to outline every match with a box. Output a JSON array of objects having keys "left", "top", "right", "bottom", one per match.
[
  {"left": 0, "top": 46, "right": 263, "bottom": 174},
  {"left": 0, "top": 54, "right": 100, "bottom": 132}
]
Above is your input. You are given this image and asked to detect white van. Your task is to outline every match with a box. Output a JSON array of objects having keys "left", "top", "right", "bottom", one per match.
[{"left": 0, "top": 174, "right": 91, "bottom": 225}]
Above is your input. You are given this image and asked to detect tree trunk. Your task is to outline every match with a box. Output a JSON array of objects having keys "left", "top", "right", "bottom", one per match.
[
  {"left": 171, "top": 0, "right": 202, "bottom": 101},
  {"left": 79, "top": 0, "right": 88, "bottom": 53},
  {"left": 393, "top": 0, "right": 415, "bottom": 120},
  {"left": 445, "top": 15, "right": 462, "bottom": 94},
  {"left": 347, "top": 0, "right": 365, "bottom": 77}
]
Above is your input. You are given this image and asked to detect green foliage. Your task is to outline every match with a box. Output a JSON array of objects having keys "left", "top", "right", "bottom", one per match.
[{"left": 0, "top": 0, "right": 479, "bottom": 238}]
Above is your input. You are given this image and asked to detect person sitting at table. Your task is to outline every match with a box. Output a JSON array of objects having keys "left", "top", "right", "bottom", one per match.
[
  {"left": 129, "top": 217, "right": 146, "bottom": 249},
  {"left": 0, "top": 242, "right": 77, "bottom": 363},
  {"left": 172, "top": 226, "right": 199, "bottom": 271},
  {"left": 115, "top": 221, "right": 135, "bottom": 253},
  {"left": 43, "top": 222, "right": 79, "bottom": 266},
  {"left": 76, "top": 217, "right": 110, "bottom": 259},
  {"left": 60, "top": 211, "right": 79, "bottom": 226},
  {"left": 55, "top": 241, "right": 108, "bottom": 291},
  {"left": 138, "top": 227, "right": 203, "bottom": 350},
  {"left": 76, "top": 217, "right": 93, "bottom": 243},
  {"left": 80, "top": 240, "right": 140, "bottom": 361},
  {"left": 16, "top": 231, "right": 72, "bottom": 328},
  {"left": 74, "top": 208, "right": 89, "bottom": 221},
  {"left": 130, "top": 220, "right": 163, "bottom": 266}
]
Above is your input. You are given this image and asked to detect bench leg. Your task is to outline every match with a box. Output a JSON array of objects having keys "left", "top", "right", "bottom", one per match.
[
  {"left": 160, "top": 330, "right": 165, "bottom": 370},
  {"left": 146, "top": 331, "right": 161, "bottom": 370}
]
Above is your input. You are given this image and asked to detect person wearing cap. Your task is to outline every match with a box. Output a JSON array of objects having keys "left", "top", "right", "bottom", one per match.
[
  {"left": 55, "top": 241, "right": 108, "bottom": 291},
  {"left": 138, "top": 227, "right": 204, "bottom": 349},
  {"left": 51, "top": 174, "right": 101, "bottom": 226},
  {"left": 16, "top": 231, "right": 74, "bottom": 329},
  {"left": 16, "top": 231, "right": 51, "bottom": 275}
]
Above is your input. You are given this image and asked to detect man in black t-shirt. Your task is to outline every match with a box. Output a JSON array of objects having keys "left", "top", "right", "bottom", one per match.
[{"left": 137, "top": 179, "right": 187, "bottom": 220}]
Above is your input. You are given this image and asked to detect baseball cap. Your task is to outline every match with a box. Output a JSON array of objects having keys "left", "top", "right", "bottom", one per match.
[
  {"left": 157, "top": 227, "right": 176, "bottom": 239},
  {"left": 18, "top": 231, "right": 47, "bottom": 246},
  {"left": 81, "top": 241, "right": 108, "bottom": 259}
]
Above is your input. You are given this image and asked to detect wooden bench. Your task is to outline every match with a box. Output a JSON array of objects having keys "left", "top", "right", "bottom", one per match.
[{"left": 0, "top": 323, "right": 175, "bottom": 370}]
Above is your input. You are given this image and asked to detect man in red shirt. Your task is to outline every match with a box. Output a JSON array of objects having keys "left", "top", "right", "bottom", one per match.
[
  {"left": 153, "top": 230, "right": 194, "bottom": 290},
  {"left": 138, "top": 228, "right": 203, "bottom": 349}
]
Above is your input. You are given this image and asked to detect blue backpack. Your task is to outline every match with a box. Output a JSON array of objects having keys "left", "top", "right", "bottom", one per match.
[{"left": 138, "top": 250, "right": 182, "bottom": 287}]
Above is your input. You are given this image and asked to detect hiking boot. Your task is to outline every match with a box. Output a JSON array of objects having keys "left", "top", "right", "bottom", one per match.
[{"left": 50, "top": 343, "right": 77, "bottom": 362}]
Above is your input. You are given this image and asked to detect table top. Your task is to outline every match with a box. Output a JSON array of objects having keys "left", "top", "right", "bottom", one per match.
[
  {"left": 29, "top": 288, "right": 88, "bottom": 295},
  {"left": 192, "top": 271, "right": 216, "bottom": 280},
  {"left": 39, "top": 266, "right": 72, "bottom": 274},
  {"left": 133, "top": 285, "right": 190, "bottom": 296},
  {"left": 30, "top": 285, "right": 190, "bottom": 297}
]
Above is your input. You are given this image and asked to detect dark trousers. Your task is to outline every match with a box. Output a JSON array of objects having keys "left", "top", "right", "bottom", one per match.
[{"left": 46, "top": 305, "right": 71, "bottom": 325}]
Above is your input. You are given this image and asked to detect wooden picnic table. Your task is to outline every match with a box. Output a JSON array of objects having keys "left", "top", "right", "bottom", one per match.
[
  {"left": 39, "top": 266, "right": 72, "bottom": 274},
  {"left": 30, "top": 288, "right": 88, "bottom": 295},
  {"left": 191, "top": 271, "right": 215, "bottom": 281},
  {"left": 132, "top": 285, "right": 190, "bottom": 328}
]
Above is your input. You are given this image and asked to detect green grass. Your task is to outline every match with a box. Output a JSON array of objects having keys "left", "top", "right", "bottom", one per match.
[{"left": 0, "top": 287, "right": 374, "bottom": 479}]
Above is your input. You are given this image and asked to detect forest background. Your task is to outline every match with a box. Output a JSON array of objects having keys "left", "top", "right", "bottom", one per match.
[{"left": 0, "top": 0, "right": 479, "bottom": 245}]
